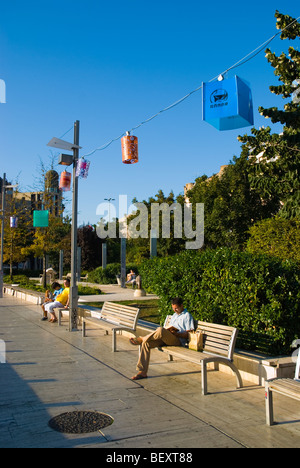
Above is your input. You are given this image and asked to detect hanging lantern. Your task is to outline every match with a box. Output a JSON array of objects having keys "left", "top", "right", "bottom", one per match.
[
  {"left": 33, "top": 210, "right": 49, "bottom": 228},
  {"left": 76, "top": 157, "right": 90, "bottom": 179},
  {"left": 10, "top": 216, "right": 18, "bottom": 228},
  {"left": 121, "top": 132, "right": 138, "bottom": 164},
  {"left": 59, "top": 170, "right": 72, "bottom": 192},
  {"left": 202, "top": 75, "right": 254, "bottom": 131}
]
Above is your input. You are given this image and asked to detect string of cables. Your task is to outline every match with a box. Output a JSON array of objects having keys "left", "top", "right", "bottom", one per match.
[{"left": 61, "top": 15, "right": 300, "bottom": 158}]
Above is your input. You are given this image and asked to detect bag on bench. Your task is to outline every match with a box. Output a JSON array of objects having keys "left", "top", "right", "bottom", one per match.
[{"left": 188, "top": 330, "right": 203, "bottom": 351}]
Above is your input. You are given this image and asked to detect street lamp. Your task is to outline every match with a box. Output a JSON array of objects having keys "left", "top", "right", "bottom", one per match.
[
  {"left": 0, "top": 174, "right": 18, "bottom": 298},
  {"left": 102, "top": 198, "right": 115, "bottom": 271},
  {"left": 47, "top": 121, "right": 81, "bottom": 332}
]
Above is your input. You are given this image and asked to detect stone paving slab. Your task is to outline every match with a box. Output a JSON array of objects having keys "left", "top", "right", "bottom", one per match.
[
  {"left": 1, "top": 295, "right": 300, "bottom": 449},
  {"left": 78, "top": 283, "right": 158, "bottom": 303}
]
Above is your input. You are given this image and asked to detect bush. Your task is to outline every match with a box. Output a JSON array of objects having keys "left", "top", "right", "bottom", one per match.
[
  {"left": 140, "top": 249, "right": 300, "bottom": 354},
  {"left": 77, "top": 285, "right": 101, "bottom": 295},
  {"left": 88, "top": 263, "right": 139, "bottom": 284},
  {"left": 3, "top": 275, "right": 32, "bottom": 286},
  {"left": 247, "top": 217, "right": 300, "bottom": 263},
  {"left": 4, "top": 274, "right": 101, "bottom": 295}
]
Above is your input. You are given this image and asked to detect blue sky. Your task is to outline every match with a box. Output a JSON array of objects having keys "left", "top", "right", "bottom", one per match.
[{"left": 0, "top": 0, "right": 299, "bottom": 225}]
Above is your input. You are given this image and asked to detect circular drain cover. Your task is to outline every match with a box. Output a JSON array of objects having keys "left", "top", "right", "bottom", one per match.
[{"left": 48, "top": 411, "right": 114, "bottom": 434}]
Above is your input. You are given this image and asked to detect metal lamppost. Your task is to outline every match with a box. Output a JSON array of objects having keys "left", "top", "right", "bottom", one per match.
[
  {"left": 102, "top": 198, "right": 115, "bottom": 270},
  {"left": 47, "top": 120, "right": 81, "bottom": 331},
  {"left": 0, "top": 174, "right": 18, "bottom": 298}
]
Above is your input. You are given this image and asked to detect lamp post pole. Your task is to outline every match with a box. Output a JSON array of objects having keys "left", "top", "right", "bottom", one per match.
[
  {"left": 69, "top": 120, "right": 80, "bottom": 331},
  {"left": 0, "top": 173, "right": 6, "bottom": 299}
]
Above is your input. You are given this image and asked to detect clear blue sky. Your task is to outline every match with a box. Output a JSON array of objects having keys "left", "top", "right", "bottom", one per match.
[{"left": 0, "top": 0, "right": 299, "bottom": 225}]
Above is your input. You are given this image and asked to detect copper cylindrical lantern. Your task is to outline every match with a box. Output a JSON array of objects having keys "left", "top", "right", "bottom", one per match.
[
  {"left": 121, "top": 133, "right": 138, "bottom": 164},
  {"left": 59, "top": 170, "right": 72, "bottom": 192}
]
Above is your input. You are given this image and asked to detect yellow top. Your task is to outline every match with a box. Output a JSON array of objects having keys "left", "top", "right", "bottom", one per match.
[{"left": 56, "top": 287, "right": 70, "bottom": 306}]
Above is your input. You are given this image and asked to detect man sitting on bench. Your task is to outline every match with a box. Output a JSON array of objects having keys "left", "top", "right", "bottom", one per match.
[
  {"left": 44, "top": 279, "right": 70, "bottom": 323},
  {"left": 129, "top": 297, "right": 195, "bottom": 380}
]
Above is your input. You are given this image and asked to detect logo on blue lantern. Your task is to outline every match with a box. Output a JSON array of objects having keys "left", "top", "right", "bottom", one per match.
[{"left": 210, "top": 89, "right": 228, "bottom": 104}]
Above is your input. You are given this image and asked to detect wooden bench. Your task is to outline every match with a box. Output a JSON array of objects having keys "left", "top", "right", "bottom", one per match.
[
  {"left": 55, "top": 307, "right": 70, "bottom": 326},
  {"left": 82, "top": 301, "right": 140, "bottom": 352},
  {"left": 265, "top": 348, "right": 300, "bottom": 426},
  {"left": 54, "top": 305, "right": 100, "bottom": 326},
  {"left": 156, "top": 316, "right": 243, "bottom": 395}
]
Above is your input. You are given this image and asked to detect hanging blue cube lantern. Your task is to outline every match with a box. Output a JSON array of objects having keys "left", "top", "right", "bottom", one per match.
[
  {"left": 202, "top": 76, "right": 254, "bottom": 131},
  {"left": 33, "top": 210, "right": 49, "bottom": 228}
]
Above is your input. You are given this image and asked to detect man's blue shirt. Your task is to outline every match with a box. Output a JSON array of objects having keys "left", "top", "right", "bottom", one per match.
[{"left": 169, "top": 309, "right": 195, "bottom": 346}]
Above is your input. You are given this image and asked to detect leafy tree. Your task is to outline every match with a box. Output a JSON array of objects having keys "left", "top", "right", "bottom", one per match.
[
  {"left": 77, "top": 225, "right": 101, "bottom": 270},
  {"left": 238, "top": 11, "right": 300, "bottom": 218},
  {"left": 247, "top": 217, "right": 300, "bottom": 262},
  {"left": 187, "top": 154, "right": 277, "bottom": 249},
  {"left": 22, "top": 215, "right": 71, "bottom": 273},
  {"left": 127, "top": 190, "right": 186, "bottom": 263},
  {"left": 3, "top": 190, "right": 33, "bottom": 280}
]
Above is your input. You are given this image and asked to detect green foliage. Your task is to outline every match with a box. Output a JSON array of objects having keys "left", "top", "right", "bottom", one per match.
[
  {"left": 247, "top": 217, "right": 300, "bottom": 262},
  {"left": 77, "top": 284, "right": 102, "bottom": 296},
  {"left": 88, "top": 263, "right": 139, "bottom": 284},
  {"left": 127, "top": 190, "right": 186, "bottom": 262},
  {"left": 3, "top": 274, "right": 101, "bottom": 295},
  {"left": 3, "top": 274, "right": 32, "bottom": 287},
  {"left": 187, "top": 154, "right": 278, "bottom": 249},
  {"left": 140, "top": 249, "right": 300, "bottom": 354},
  {"left": 238, "top": 11, "right": 300, "bottom": 219},
  {"left": 3, "top": 274, "right": 51, "bottom": 292},
  {"left": 77, "top": 225, "right": 101, "bottom": 270}
]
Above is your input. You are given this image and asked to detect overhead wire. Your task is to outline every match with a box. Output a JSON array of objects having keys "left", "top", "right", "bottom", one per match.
[{"left": 77, "top": 15, "right": 299, "bottom": 159}]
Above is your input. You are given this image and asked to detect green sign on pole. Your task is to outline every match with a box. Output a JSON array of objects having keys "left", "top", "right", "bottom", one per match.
[{"left": 33, "top": 210, "right": 49, "bottom": 228}]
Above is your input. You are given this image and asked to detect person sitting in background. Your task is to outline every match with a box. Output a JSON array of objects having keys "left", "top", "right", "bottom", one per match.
[
  {"left": 41, "top": 282, "right": 63, "bottom": 321},
  {"left": 44, "top": 279, "right": 70, "bottom": 323},
  {"left": 126, "top": 270, "right": 136, "bottom": 284}
]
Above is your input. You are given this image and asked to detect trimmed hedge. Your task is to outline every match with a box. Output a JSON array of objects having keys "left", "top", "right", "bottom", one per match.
[
  {"left": 140, "top": 249, "right": 300, "bottom": 354},
  {"left": 88, "top": 263, "right": 139, "bottom": 284},
  {"left": 3, "top": 275, "right": 101, "bottom": 296}
]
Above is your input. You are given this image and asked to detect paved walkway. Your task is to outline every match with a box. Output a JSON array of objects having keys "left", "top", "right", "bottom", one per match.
[
  {"left": 1, "top": 296, "right": 300, "bottom": 449},
  {"left": 78, "top": 283, "right": 159, "bottom": 303}
]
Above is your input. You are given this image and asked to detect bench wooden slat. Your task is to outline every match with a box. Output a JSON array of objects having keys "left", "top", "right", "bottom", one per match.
[
  {"left": 198, "top": 321, "right": 235, "bottom": 333},
  {"left": 159, "top": 346, "right": 203, "bottom": 364},
  {"left": 201, "top": 329, "right": 233, "bottom": 341},
  {"left": 265, "top": 350, "right": 300, "bottom": 425},
  {"left": 82, "top": 317, "right": 117, "bottom": 331},
  {"left": 101, "top": 312, "right": 136, "bottom": 323},
  {"left": 269, "top": 379, "right": 300, "bottom": 395},
  {"left": 101, "top": 316, "right": 136, "bottom": 328},
  {"left": 101, "top": 310, "right": 135, "bottom": 321},
  {"left": 82, "top": 301, "right": 140, "bottom": 352},
  {"left": 203, "top": 335, "right": 232, "bottom": 346},
  {"left": 102, "top": 309, "right": 138, "bottom": 319},
  {"left": 157, "top": 316, "right": 242, "bottom": 395},
  {"left": 103, "top": 303, "right": 139, "bottom": 314},
  {"left": 203, "top": 344, "right": 229, "bottom": 356}
]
